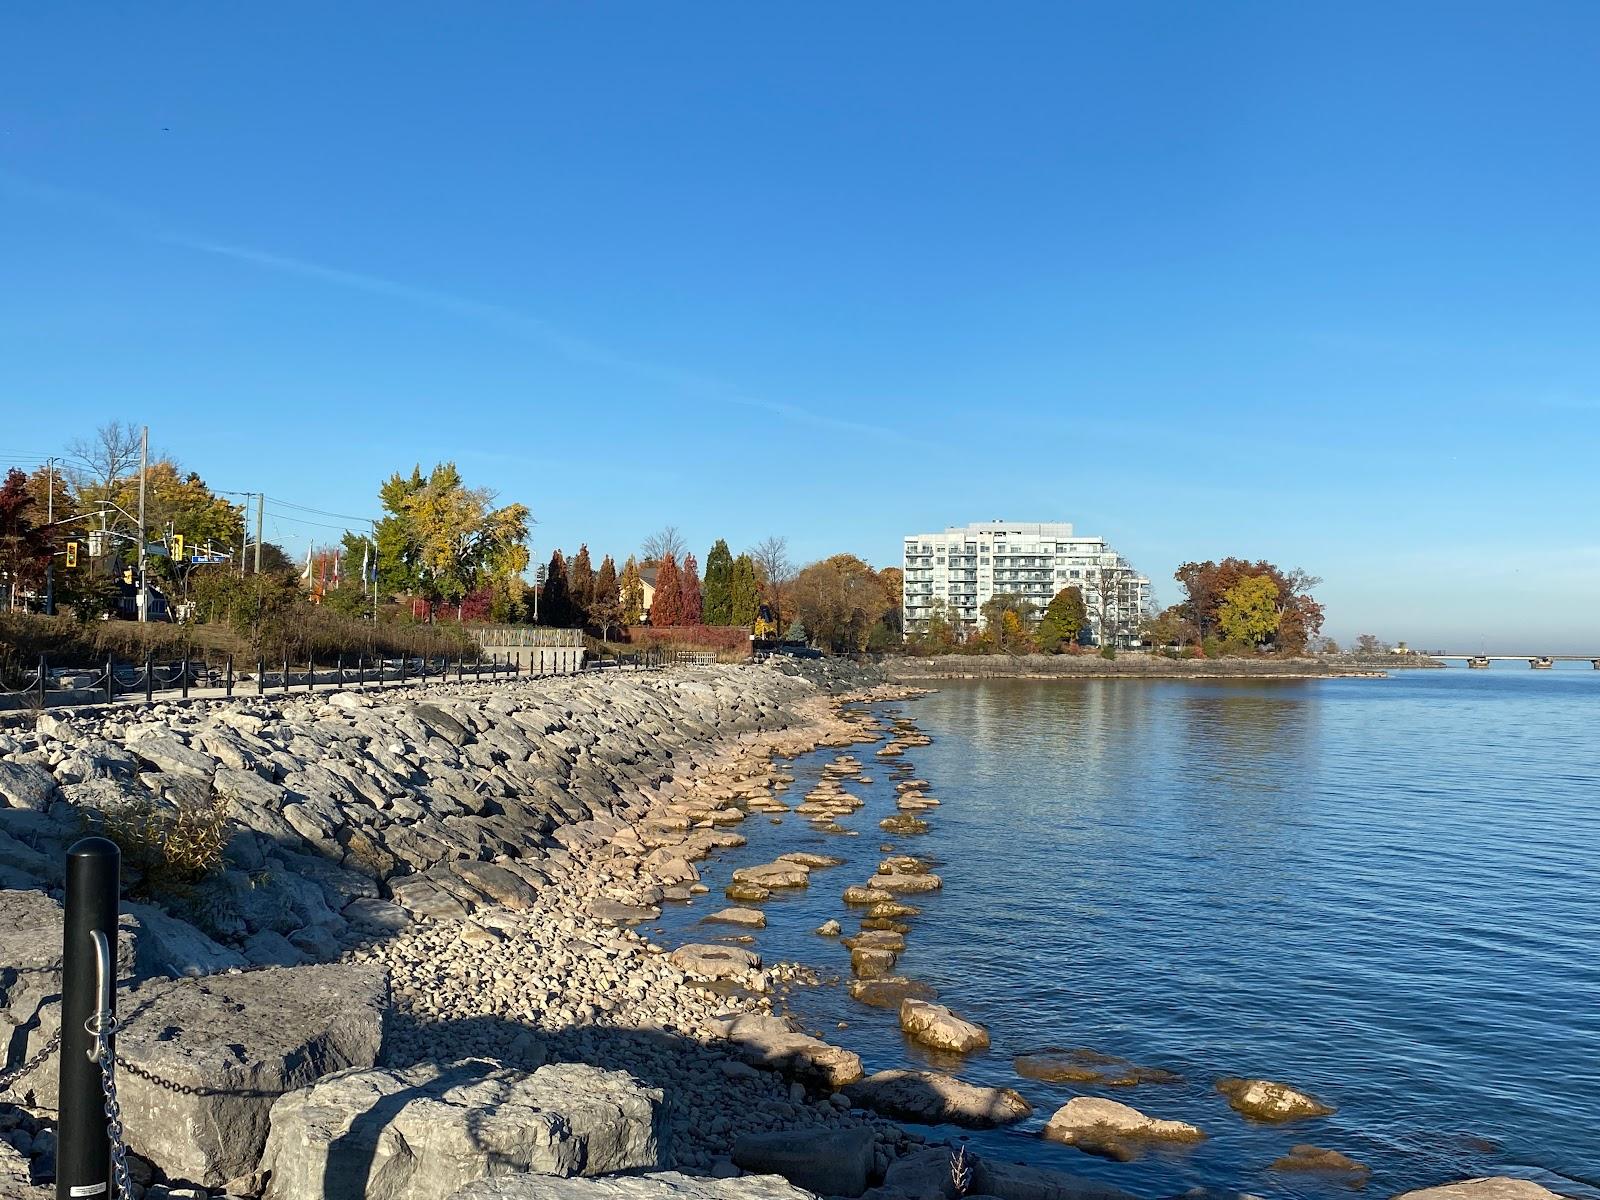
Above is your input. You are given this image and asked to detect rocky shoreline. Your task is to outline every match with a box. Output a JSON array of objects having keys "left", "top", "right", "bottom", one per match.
[{"left": 0, "top": 661, "right": 1565, "bottom": 1200}]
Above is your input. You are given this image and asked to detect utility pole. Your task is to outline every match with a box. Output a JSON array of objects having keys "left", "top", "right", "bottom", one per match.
[
  {"left": 136, "top": 425, "right": 148, "bottom": 622},
  {"left": 44, "top": 457, "right": 55, "bottom": 616},
  {"left": 238, "top": 492, "right": 250, "bottom": 577},
  {"left": 254, "top": 493, "right": 264, "bottom": 574}
]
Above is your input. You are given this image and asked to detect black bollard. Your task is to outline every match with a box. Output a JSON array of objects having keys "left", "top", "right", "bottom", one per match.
[
  {"left": 58, "top": 836, "right": 121, "bottom": 1200},
  {"left": 283, "top": 656, "right": 290, "bottom": 694},
  {"left": 37, "top": 655, "right": 47, "bottom": 709},
  {"left": 180, "top": 658, "right": 189, "bottom": 700},
  {"left": 104, "top": 656, "right": 114, "bottom": 706},
  {"left": 256, "top": 657, "right": 265, "bottom": 697},
  {"left": 399, "top": 656, "right": 408, "bottom": 686},
  {"left": 336, "top": 654, "right": 344, "bottom": 687},
  {"left": 144, "top": 656, "right": 154, "bottom": 704},
  {"left": 306, "top": 656, "right": 314, "bottom": 693},
  {"left": 226, "top": 655, "right": 234, "bottom": 698}
]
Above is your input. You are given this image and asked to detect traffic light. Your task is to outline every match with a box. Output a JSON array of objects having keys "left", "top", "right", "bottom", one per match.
[
  {"left": 66, "top": 541, "right": 78, "bottom": 568},
  {"left": 173, "top": 534, "right": 185, "bottom": 561}
]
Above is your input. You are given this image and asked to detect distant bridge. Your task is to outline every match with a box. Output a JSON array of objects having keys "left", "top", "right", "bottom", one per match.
[{"left": 1430, "top": 653, "right": 1600, "bottom": 668}]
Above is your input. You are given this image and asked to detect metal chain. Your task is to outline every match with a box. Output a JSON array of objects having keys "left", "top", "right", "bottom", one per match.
[
  {"left": 90, "top": 1018, "right": 135, "bottom": 1200},
  {"left": 0, "top": 1028, "right": 61, "bottom": 1096},
  {"left": 112, "top": 1053, "right": 207, "bottom": 1096}
]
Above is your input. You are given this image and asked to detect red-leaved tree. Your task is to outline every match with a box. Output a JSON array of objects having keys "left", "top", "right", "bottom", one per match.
[
  {"left": 651, "top": 553, "right": 684, "bottom": 626},
  {"left": 680, "top": 553, "right": 702, "bottom": 625}
]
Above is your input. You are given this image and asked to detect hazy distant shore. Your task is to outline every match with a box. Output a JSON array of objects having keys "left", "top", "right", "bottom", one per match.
[{"left": 885, "top": 652, "right": 1441, "bottom": 680}]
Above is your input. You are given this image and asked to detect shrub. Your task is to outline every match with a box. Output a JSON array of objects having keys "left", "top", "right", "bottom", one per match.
[
  {"left": 103, "top": 785, "right": 230, "bottom": 897},
  {"left": 1100, "top": 645, "right": 1117, "bottom": 660}
]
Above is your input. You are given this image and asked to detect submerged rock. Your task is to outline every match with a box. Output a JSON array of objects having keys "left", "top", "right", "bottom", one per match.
[
  {"left": 899, "top": 999, "right": 990, "bottom": 1053},
  {"left": 847, "top": 977, "right": 937, "bottom": 1009},
  {"left": 703, "top": 907, "right": 767, "bottom": 928},
  {"left": 879, "top": 1146, "right": 1137, "bottom": 1200},
  {"left": 1270, "top": 1144, "right": 1371, "bottom": 1183},
  {"left": 1041, "top": 1097, "right": 1205, "bottom": 1161},
  {"left": 1215, "top": 1077, "right": 1335, "bottom": 1122},
  {"left": 845, "top": 1069, "right": 1031, "bottom": 1128},
  {"left": 1014, "top": 1047, "right": 1182, "bottom": 1088}
]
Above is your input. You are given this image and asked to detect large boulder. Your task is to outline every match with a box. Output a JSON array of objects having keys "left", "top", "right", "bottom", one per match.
[
  {"left": 1215, "top": 1077, "right": 1335, "bottom": 1121},
  {"left": 845, "top": 1070, "right": 1031, "bottom": 1128},
  {"left": 713, "top": 1014, "right": 864, "bottom": 1090},
  {"left": 0, "top": 764, "right": 60, "bottom": 812},
  {"left": 733, "top": 1127, "right": 876, "bottom": 1197},
  {"left": 1041, "top": 1097, "right": 1205, "bottom": 1161},
  {"left": 261, "top": 1059, "right": 668, "bottom": 1200},
  {"left": 28, "top": 963, "right": 387, "bottom": 1188},
  {"left": 449, "top": 1171, "right": 819, "bottom": 1200},
  {"left": 899, "top": 999, "right": 989, "bottom": 1054},
  {"left": 670, "top": 944, "right": 761, "bottom": 980}
]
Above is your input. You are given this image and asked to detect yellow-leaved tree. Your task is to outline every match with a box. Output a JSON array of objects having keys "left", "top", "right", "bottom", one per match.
[{"left": 1217, "top": 574, "right": 1281, "bottom": 647}]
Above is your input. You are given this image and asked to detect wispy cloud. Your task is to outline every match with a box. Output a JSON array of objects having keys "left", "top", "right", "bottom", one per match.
[{"left": 1, "top": 170, "right": 909, "bottom": 443}]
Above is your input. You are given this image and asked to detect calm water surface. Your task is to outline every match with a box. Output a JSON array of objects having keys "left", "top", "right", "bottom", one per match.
[{"left": 653, "top": 667, "right": 1600, "bottom": 1198}]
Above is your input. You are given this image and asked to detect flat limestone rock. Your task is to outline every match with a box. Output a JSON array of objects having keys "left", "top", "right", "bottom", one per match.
[
  {"left": 845, "top": 1069, "right": 1031, "bottom": 1128},
  {"left": 899, "top": 999, "right": 989, "bottom": 1054},
  {"left": 1393, "top": 1182, "right": 1564, "bottom": 1200},
  {"left": 713, "top": 1013, "right": 864, "bottom": 1090},
  {"left": 703, "top": 907, "right": 767, "bottom": 928},
  {"left": 1041, "top": 1097, "right": 1205, "bottom": 1162},
  {"left": 670, "top": 943, "right": 762, "bottom": 979},
  {"left": 1270, "top": 1144, "right": 1371, "bottom": 1181},
  {"left": 30, "top": 962, "right": 387, "bottom": 1188},
  {"left": 1215, "top": 1077, "right": 1335, "bottom": 1122},
  {"left": 448, "top": 1170, "right": 819, "bottom": 1200},
  {"left": 263, "top": 1059, "right": 667, "bottom": 1200}
]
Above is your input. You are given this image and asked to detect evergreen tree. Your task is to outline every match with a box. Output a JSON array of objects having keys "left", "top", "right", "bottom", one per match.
[
  {"left": 1036, "top": 586, "right": 1088, "bottom": 653},
  {"left": 680, "top": 553, "right": 703, "bottom": 624},
  {"left": 540, "top": 548, "right": 572, "bottom": 626},
  {"left": 702, "top": 538, "right": 733, "bottom": 624},
  {"left": 730, "top": 553, "right": 760, "bottom": 625},
  {"left": 651, "top": 552, "right": 684, "bottom": 625},
  {"left": 619, "top": 556, "right": 645, "bottom": 626},
  {"left": 592, "top": 554, "right": 621, "bottom": 640},
  {"left": 568, "top": 543, "right": 595, "bottom": 628}
]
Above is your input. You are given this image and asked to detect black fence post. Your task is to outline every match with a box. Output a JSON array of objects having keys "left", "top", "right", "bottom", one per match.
[
  {"left": 104, "top": 656, "right": 114, "bottom": 706},
  {"left": 58, "top": 836, "right": 121, "bottom": 1200},
  {"left": 457, "top": 655, "right": 464, "bottom": 684},
  {"left": 399, "top": 656, "right": 408, "bottom": 687},
  {"left": 225, "top": 655, "right": 234, "bottom": 698},
  {"left": 336, "top": 654, "right": 344, "bottom": 688},
  {"left": 306, "top": 656, "right": 315, "bottom": 694},
  {"left": 257, "top": 657, "right": 266, "bottom": 697},
  {"left": 357, "top": 654, "right": 365, "bottom": 689},
  {"left": 144, "top": 656, "right": 154, "bottom": 704},
  {"left": 180, "top": 657, "right": 190, "bottom": 700},
  {"left": 36, "top": 655, "right": 47, "bottom": 709},
  {"left": 283, "top": 656, "right": 290, "bottom": 694}
]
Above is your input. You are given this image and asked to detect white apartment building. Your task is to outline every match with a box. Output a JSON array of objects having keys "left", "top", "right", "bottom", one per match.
[{"left": 902, "top": 521, "right": 1151, "bottom": 646}]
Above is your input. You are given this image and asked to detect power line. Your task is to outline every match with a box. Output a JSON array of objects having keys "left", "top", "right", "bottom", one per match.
[{"left": 264, "top": 495, "right": 379, "bottom": 524}]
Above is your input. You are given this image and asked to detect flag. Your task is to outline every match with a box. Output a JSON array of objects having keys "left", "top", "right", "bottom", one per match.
[
  {"left": 363, "top": 546, "right": 373, "bottom": 584},
  {"left": 333, "top": 552, "right": 341, "bottom": 586},
  {"left": 301, "top": 544, "right": 313, "bottom": 581}
]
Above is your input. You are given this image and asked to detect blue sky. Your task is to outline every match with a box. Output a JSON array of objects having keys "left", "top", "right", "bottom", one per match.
[{"left": 3, "top": 3, "right": 1597, "bottom": 650}]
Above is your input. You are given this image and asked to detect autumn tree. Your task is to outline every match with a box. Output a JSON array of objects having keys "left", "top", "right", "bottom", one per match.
[
  {"left": 651, "top": 553, "right": 684, "bottom": 626},
  {"left": 702, "top": 539, "right": 733, "bottom": 625},
  {"left": 374, "top": 462, "right": 529, "bottom": 619},
  {"left": 680, "top": 553, "right": 703, "bottom": 625},
  {"left": 788, "top": 555, "right": 896, "bottom": 653},
  {"left": 729, "top": 554, "right": 760, "bottom": 626},
  {"left": 1217, "top": 574, "right": 1281, "bottom": 647},
  {"left": 619, "top": 556, "right": 646, "bottom": 626},
  {"left": 1175, "top": 558, "right": 1323, "bottom": 654},
  {"left": 592, "top": 555, "right": 621, "bottom": 640},
  {"left": 1036, "top": 586, "right": 1088, "bottom": 653},
  {"left": 977, "top": 593, "right": 1037, "bottom": 653},
  {"left": 0, "top": 469, "right": 50, "bottom": 610}
]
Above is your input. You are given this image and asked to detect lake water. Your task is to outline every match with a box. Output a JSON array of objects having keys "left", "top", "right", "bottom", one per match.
[{"left": 653, "top": 666, "right": 1600, "bottom": 1198}]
